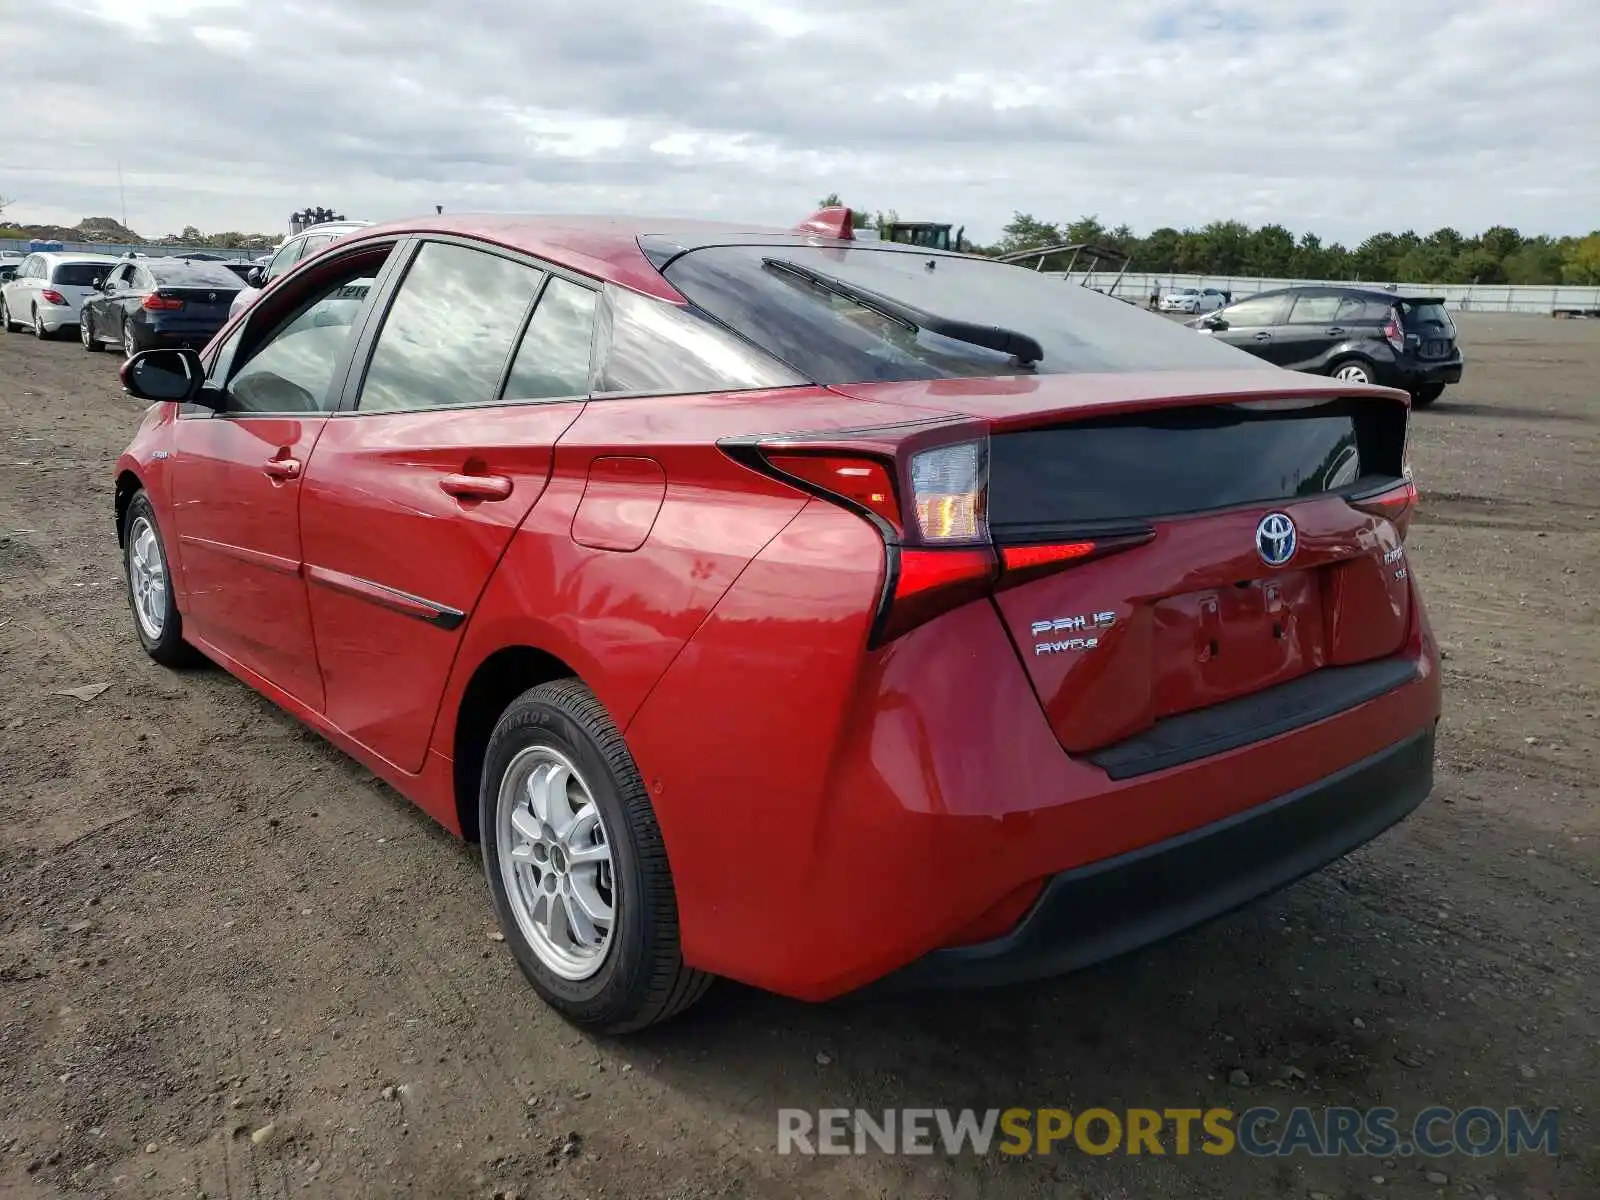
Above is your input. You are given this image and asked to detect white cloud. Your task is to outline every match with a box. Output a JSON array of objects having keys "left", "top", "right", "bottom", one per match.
[{"left": 1, "top": 0, "right": 1595, "bottom": 244}]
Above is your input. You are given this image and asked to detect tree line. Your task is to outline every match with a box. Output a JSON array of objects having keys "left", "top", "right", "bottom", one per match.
[{"left": 820, "top": 197, "right": 1600, "bottom": 286}]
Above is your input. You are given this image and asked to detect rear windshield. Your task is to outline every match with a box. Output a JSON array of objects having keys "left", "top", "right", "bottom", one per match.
[
  {"left": 1400, "top": 300, "right": 1454, "bottom": 334},
  {"left": 149, "top": 261, "right": 245, "bottom": 287},
  {"left": 51, "top": 263, "right": 111, "bottom": 286},
  {"left": 661, "top": 245, "right": 1265, "bottom": 385}
]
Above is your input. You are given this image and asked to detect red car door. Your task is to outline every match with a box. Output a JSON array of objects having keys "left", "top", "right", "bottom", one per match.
[
  {"left": 299, "top": 241, "right": 599, "bottom": 771},
  {"left": 167, "top": 252, "right": 393, "bottom": 708}
]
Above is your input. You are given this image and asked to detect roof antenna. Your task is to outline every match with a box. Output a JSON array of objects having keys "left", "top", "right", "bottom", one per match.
[{"left": 436, "top": 205, "right": 444, "bottom": 215}]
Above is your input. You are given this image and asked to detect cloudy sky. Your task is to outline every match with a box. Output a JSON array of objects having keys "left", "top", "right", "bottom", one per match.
[{"left": 2, "top": 0, "right": 1595, "bottom": 244}]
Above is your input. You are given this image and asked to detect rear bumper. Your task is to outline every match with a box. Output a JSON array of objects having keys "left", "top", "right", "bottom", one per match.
[
  {"left": 37, "top": 302, "right": 79, "bottom": 331},
  {"left": 143, "top": 320, "right": 227, "bottom": 349},
  {"left": 1393, "top": 357, "right": 1464, "bottom": 388},
  {"left": 878, "top": 723, "right": 1434, "bottom": 991}
]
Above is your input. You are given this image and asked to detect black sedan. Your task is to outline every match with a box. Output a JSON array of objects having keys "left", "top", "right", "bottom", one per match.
[{"left": 80, "top": 257, "right": 241, "bottom": 358}]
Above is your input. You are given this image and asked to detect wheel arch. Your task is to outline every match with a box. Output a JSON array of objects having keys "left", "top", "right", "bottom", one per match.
[
  {"left": 114, "top": 469, "right": 144, "bottom": 547},
  {"left": 451, "top": 644, "right": 580, "bottom": 842}
]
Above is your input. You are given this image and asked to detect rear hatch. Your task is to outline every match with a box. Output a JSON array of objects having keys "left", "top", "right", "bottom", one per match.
[
  {"left": 48, "top": 263, "right": 112, "bottom": 310},
  {"left": 1398, "top": 297, "right": 1457, "bottom": 360},
  {"left": 833, "top": 375, "right": 1418, "bottom": 761}
]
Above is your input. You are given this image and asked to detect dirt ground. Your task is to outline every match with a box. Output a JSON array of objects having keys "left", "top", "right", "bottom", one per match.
[{"left": 0, "top": 312, "right": 1596, "bottom": 1200}]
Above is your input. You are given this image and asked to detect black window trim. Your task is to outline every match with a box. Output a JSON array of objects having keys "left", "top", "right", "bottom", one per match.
[{"left": 334, "top": 232, "right": 606, "bottom": 417}]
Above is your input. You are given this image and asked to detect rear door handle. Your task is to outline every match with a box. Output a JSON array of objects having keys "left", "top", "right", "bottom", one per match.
[
  {"left": 263, "top": 455, "right": 302, "bottom": 480},
  {"left": 1326, "top": 326, "right": 1346, "bottom": 336},
  {"left": 1253, "top": 331, "right": 1272, "bottom": 342},
  {"left": 441, "top": 472, "right": 513, "bottom": 501}
]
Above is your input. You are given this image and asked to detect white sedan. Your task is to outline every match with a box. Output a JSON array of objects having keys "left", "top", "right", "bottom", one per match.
[{"left": 1160, "top": 286, "right": 1228, "bottom": 314}]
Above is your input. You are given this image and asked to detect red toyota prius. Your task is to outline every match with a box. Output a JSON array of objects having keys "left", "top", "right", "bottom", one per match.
[{"left": 113, "top": 209, "right": 1439, "bottom": 1031}]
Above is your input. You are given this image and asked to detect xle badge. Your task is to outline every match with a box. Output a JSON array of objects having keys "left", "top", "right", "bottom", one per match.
[{"left": 1032, "top": 611, "right": 1115, "bottom": 656}]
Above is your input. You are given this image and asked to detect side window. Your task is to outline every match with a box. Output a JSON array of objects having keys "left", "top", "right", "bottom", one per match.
[
  {"left": 207, "top": 328, "right": 242, "bottom": 387},
  {"left": 1217, "top": 294, "right": 1288, "bottom": 327},
  {"left": 357, "top": 242, "right": 543, "bottom": 413},
  {"left": 597, "top": 285, "right": 803, "bottom": 395},
  {"left": 263, "top": 238, "right": 305, "bottom": 282},
  {"left": 1286, "top": 293, "right": 1342, "bottom": 324},
  {"left": 224, "top": 267, "right": 380, "bottom": 414},
  {"left": 22, "top": 256, "right": 40, "bottom": 279},
  {"left": 104, "top": 266, "right": 129, "bottom": 290},
  {"left": 503, "top": 277, "right": 598, "bottom": 401},
  {"left": 1334, "top": 296, "right": 1371, "bottom": 323},
  {"left": 299, "top": 234, "right": 334, "bottom": 261}
]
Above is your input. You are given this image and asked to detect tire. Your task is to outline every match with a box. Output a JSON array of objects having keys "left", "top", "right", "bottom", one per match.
[
  {"left": 1329, "top": 357, "right": 1376, "bottom": 385},
  {"left": 32, "top": 307, "right": 51, "bottom": 340},
  {"left": 81, "top": 311, "right": 103, "bottom": 352},
  {"left": 1411, "top": 382, "right": 1445, "bottom": 407},
  {"left": 123, "top": 322, "right": 145, "bottom": 360},
  {"left": 122, "top": 491, "right": 201, "bottom": 668},
  {"left": 480, "top": 679, "right": 711, "bottom": 1033},
  {"left": 0, "top": 297, "right": 12, "bottom": 333}
]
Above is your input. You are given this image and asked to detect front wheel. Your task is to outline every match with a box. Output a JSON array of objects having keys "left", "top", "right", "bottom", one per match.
[
  {"left": 1329, "top": 358, "right": 1376, "bottom": 385},
  {"left": 0, "top": 297, "right": 12, "bottom": 333},
  {"left": 122, "top": 491, "right": 200, "bottom": 667},
  {"left": 1411, "top": 382, "right": 1446, "bottom": 407},
  {"left": 480, "top": 679, "right": 711, "bottom": 1033}
]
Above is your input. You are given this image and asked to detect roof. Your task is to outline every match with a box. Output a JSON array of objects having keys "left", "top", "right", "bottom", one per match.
[
  {"left": 31, "top": 251, "right": 121, "bottom": 262},
  {"left": 345, "top": 213, "right": 913, "bottom": 300},
  {"left": 1257, "top": 283, "right": 1447, "bottom": 303}
]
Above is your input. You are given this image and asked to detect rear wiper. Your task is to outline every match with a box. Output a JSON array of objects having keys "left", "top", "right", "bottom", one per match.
[{"left": 761, "top": 257, "right": 1044, "bottom": 366}]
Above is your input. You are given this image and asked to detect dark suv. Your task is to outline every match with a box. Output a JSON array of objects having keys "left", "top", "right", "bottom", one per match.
[{"left": 1188, "top": 286, "right": 1463, "bottom": 406}]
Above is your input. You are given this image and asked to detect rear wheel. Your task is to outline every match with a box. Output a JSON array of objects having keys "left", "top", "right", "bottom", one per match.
[
  {"left": 1410, "top": 382, "right": 1445, "bottom": 407},
  {"left": 123, "top": 322, "right": 145, "bottom": 360},
  {"left": 480, "top": 679, "right": 711, "bottom": 1033},
  {"left": 1329, "top": 357, "right": 1375, "bottom": 385},
  {"left": 0, "top": 297, "right": 12, "bottom": 332},
  {"left": 32, "top": 308, "right": 51, "bottom": 340},
  {"left": 81, "top": 311, "right": 103, "bottom": 351}
]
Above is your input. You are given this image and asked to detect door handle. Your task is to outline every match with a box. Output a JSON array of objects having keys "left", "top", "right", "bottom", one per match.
[
  {"left": 1253, "top": 331, "right": 1272, "bottom": 342},
  {"left": 263, "top": 455, "right": 302, "bottom": 480},
  {"left": 1326, "top": 326, "right": 1346, "bottom": 336},
  {"left": 441, "top": 472, "right": 513, "bottom": 501}
]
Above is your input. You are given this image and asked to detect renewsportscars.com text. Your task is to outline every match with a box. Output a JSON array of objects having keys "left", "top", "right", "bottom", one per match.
[{"left": 777, "top": 1106, "right": 1559, "bottom": 1158}]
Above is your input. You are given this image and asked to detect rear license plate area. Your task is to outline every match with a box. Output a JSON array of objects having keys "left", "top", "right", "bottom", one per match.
[{"left": 1151, "top": 570, "right": 1325, "bottom": 713}]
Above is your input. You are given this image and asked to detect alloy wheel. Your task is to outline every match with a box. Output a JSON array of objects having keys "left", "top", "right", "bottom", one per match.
[
  {"left": 33, "top": 309, "right": 45, "bottom": 338},
  {"left": 80, "top": 315, "right": 92, "bottom": 347},
  {"left": 124, "top": 326, "right": 137, "bottom": 360},
  {"left": 1334, "top": 363, "right": 1371, "bottom": 383},
  {"left": 127, "top": 516, "right": 167, "bottom": 640},
  {"left": 496, "top": 746, "right": 615, "bottom": 980}
]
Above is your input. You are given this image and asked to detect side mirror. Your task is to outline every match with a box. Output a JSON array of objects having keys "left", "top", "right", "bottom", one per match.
[
  {"left": 247, "top": 267, "right": 265, "bottom": 287},
  {"left": 121, "top": 348, "right": 207, "bottom": 405}
]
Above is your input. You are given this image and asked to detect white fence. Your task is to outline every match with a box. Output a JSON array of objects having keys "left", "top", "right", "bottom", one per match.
[{"left": 1052, "top": 271, "right": 1600, "bottom": 316}]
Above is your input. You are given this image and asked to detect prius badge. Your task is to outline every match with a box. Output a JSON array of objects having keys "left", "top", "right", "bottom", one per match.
[
  {"left": 1032, "top": 610, "right": 1116, "bottom": 656},
  {"left": 1255, "top": 512, "right": 1297, "bottom": 567}
]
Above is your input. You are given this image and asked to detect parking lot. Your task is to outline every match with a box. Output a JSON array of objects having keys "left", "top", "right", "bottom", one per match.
[{"left": 0, "top": 312, "right": 1595, "bottom": 1199}]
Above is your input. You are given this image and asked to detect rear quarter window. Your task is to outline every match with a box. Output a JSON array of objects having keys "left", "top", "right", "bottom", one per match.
[{"left": 596, "top": 284, "right": 805, "bottom": 395}]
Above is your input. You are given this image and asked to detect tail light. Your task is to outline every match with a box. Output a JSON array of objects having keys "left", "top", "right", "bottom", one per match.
[
  {"left": 740, "top": 434, "right": 1148, "bottom": 646},
  {"left": 143, "top": 294, "right": 184, "bottom": 311},
  {"left": 41, "top": 289, "right": 67, "bottom": 305},
  {"left": 1383, "top": 309, "right": 1406, "bottom": 353},
  {"left": 1353, "top": 479, "right": 1418, "bottom": 540}
]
